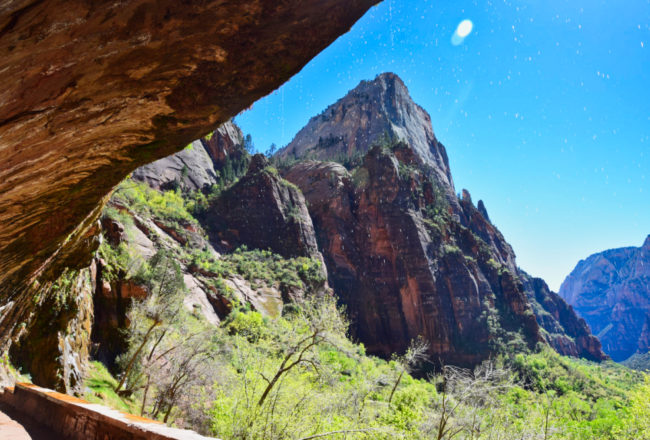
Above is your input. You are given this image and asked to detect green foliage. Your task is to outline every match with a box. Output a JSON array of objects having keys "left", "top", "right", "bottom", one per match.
[
  {"left": 264, "top": 143, "right": 277, "bottom": 157},
  {"left": 84, "top": 361, "right": 139, "bottom": 413},
  {"left": 614, "top": 375, "right": 650, "bottom": 438},
  {"left": 486, "top": 258, "right": 500, "bottom": 270},
  {"left": 513, "top": 348, "right": 642, "bottom": 400},
  {"left": 224, "top": 310, "right": 269, "bottom": 342},
  {"left": 317, "top": 133, "right": 344, "bottom": 149},
  {"left": 351, "top": 167, "right": 370, "bottom": 188},
  {"left": 103, "top": 205, "right": 134, "bottom": 229},
  {"left": 109, "top": 179, "right": 207, "bottom": 246},
  {"left": 112, "top": 180, "right": 197, "bottom": 226},
  {"left": 48, "top": 269, "right": 79, "bottom": 313},
  {"left": 285, "top": 203, "right": 303, "bottom": 222},
  {"left": 93, "top": 287, "right": 648, "bottom": 440},
  {"left": 187, "top": 246, "right": 325, "bottom": 292},
  {"left": 208, "top": 295, "right": 400, "bottom": 440},
  {"left": 443, "top": 243, "right": 462, "bottom": 256},
  {"left": 204, "top": 304, "right": 646, "bottom": 440},
  {"left": 397, "top": 162, "right": 419, "bottom": 181},
  {"left": 98, "top": 239, "right": 147, "bottom": 283},
  {"left": 216, "top": 153, "right": 249, "bottom": 188},
  {"left": 113, "top": 250, "right": 190, "bottom": 406},
  {"left": 1, "top": 351, "right": 31, "bottom": 383},
  {"left": 318, "top": 149, "right": 365, "bottom": 170},
  {"left": 373, "top": 130, "right": 400, "bottom": 151},
  {"left": 185, "top": 189, "right": 211, "bottom": 216},
  {"left": 244, "top": 134, "right": 255, "bottom": 153},
  {"left": 622, "top": 351, "right": 650, "bottom": 372},
  {"left": 90, "top": 166, "right": 648, "bottom": 439},
  {"left": 421, "top": 180, "right": 450, "bottom": 241}
]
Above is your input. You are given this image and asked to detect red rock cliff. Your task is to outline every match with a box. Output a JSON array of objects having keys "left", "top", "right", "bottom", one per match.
[
  {"left": 282, "top": 73, "right": 605, "bottom": 364},
  {"left": 285, "top": 146, "right": 541, "bottom": 366}
]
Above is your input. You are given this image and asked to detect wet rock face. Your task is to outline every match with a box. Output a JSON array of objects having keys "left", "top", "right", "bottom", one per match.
[
  {"left": 91, "top": 263, "right": 150, "bottom": 371},
  {"left": 559, "top": 236, "right": 650, "bottom": 361},
  {"left": 9, "top": 266, "right": 95, "bottom": 394},
  {"left": 0, "top": 0, "right": 378, "bottom": 348},
  {"left": 521, "top": 272, "right": 606, "bottom": 361},
  {"left": 205, "top": 154, "right": 322, "bottom": 261}
]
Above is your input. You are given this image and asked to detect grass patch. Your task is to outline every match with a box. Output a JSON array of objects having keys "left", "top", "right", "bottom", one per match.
[
  {"left": 0, "top": 352, "right": 31, "bottom": 383},
  {"left": 83, "top": 361, "right": 139, "bottom": 414}
]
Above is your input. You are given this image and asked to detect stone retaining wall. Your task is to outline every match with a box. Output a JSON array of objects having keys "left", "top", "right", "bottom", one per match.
[{"left": 0, "top": 383, "right": 217, "bottom": 440}]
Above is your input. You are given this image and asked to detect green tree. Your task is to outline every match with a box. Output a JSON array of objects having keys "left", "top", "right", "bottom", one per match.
[
  {"left": 115, "top": 250, "right": 186, "bottom": 393},
  {"left": 614, "top": 374, "right": 650, "bottom": 439},
  {"left": 265, "top": 143, "right": 278, "bottom": 157},
  {"left": 244, "top": 134, "right": 255, "bottom": 154},
  {"left": 388, "top": 337, "right": 428, "bottom": 405}
]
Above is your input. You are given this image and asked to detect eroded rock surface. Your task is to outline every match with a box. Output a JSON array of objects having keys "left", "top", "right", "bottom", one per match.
[
  {"left": 285, "top": 148, "right": 540, "bottom": 366},
  {"left": 8, "top": 266, "right": 95, "bottom": 394},
  {"left": 0, "top": 0, "right": 378, "bottom": 349},
  {"left": 278, "top": 73, "right": 456, "bottom": 204}
]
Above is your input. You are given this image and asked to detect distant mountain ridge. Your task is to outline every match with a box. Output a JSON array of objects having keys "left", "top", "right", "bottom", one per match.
[{"left": 560, "top": 236, "right": 650, "bottom": 362}]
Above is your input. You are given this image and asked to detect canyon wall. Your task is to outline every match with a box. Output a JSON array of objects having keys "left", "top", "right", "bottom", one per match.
[{"left": 282, "top": 73, "right": 605, "bottom": 364}]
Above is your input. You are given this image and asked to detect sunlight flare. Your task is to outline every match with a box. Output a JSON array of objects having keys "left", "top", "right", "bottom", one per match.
[{"left": 452, "top": 19, "right": 474, "bottom": 45}]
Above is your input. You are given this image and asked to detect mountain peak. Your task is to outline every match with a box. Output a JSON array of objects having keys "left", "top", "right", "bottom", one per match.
[
  {"left": 643, "top": 234, "right": 650, "bottom": 250},
  {"left": 276, "top": 73, "right": 454, "bottom": 190},
  {"left": 355, "top": 72, "right": 408, "bottom": 94},
  {"left": 372, "top": 71, "right": 402, "bottom": 82}
]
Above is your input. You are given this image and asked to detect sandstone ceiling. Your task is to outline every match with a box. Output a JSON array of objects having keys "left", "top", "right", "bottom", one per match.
[{"left": 0, "top": 0, "right": 379, "bottom": 344}]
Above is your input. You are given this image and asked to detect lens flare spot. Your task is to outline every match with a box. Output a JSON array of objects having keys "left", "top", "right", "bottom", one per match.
[
  {"left": 457, "top": 19, "right": 474, "bottom": 38},
  {"left": 451, "top": 19, "right": 473, "bottom": 46}
]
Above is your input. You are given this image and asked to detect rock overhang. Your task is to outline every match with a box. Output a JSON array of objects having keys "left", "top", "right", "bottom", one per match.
[{"left": 0, "top": 0, "right": 380, "bottom": 347}]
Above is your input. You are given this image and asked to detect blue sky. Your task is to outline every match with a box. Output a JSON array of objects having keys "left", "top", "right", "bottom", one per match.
[{"left": 235, "top": 0, "right": 650, "bottom": 291}]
